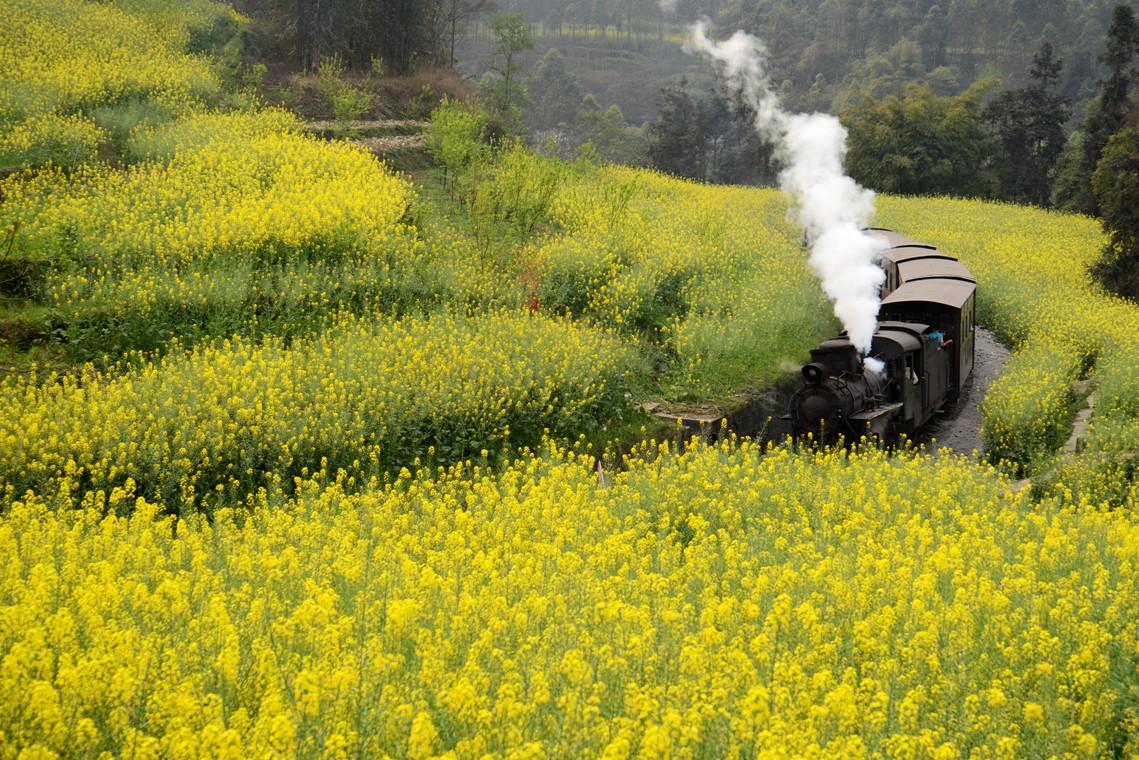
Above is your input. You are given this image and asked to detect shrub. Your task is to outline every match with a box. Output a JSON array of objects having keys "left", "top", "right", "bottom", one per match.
[{"left": 426, "top": 97, "right": 492, "bottom": 184}]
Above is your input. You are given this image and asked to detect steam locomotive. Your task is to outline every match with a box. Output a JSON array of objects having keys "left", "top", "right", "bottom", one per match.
[{"left": 788, "top": 228, "right": 976, "bottom": 441}]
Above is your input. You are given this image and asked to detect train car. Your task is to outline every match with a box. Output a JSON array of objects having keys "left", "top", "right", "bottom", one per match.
[{"left": 788, "top": 229, "right": 976, "bottom": 441}]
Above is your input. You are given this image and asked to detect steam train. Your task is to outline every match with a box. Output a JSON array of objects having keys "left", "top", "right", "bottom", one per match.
[{"left": 788, "top": 228, "right": 976, "bottom": 441}]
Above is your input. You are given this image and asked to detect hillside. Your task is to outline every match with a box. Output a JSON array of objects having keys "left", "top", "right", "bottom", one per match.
[
  {"left": 2, "top": 1, "right": 1139, "bottom": 757},
  {"left": 455, "top": 23, "right": 696, "bottom": 126},
  {"left": 468, "top": 0, "right": 1139, "bottom": 118}
]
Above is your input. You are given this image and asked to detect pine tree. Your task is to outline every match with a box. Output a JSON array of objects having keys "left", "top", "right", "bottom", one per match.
[
  {"left": 1072, "top": 4, "right": 1139, "bottom": 213},
  {"left": 984, "top": 41, "right": 1070, "bottom": 205}
]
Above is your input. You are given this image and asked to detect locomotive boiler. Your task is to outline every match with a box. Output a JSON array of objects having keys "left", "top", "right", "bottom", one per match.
[{"left": 788, "top": 229, "right": 976, "bottom": 442}]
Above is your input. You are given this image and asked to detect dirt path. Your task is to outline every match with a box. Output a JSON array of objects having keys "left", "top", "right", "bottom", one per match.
[
  {"left": 304, "top": 119, "right": 428, "bottom": 132},
  {"left": 921, "top": 326, "right": 1010, "bottom": 456},
  {"left": 358, "top": 134, "right": 426, "bottom": 152}
]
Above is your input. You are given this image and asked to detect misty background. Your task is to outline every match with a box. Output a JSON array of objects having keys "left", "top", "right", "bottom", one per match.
[
  {"left": 444, "top": 0, "right": 1139, "bottom": 193},
  {"left": 456, "top": 0, "right": 1123, "bottom": 120}
]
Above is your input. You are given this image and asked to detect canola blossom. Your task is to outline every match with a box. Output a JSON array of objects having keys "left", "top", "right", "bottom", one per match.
[
  {"left": 0, "top": 112, "right": 105, "bottom": 171},
  {"left": 532, "top": 163, "right": 835, "bottom": 398},
  {"left": 6, "top": 2, "right": 1139, "bottom": 755},
  {"left": 4, "top": 133, "right": 411, "bottom": 270},
  {"left": 123, "top": 108, "right": 302, "bottom": 162},
  {"left": 0, "top": 312, "right": 636, "bottom": 510},
  {"left": 0, "top": 0, "right": 226, "bottom": 123},
  {"left": 1, "top": 441, "right": 1137, "bottom": 757},
  {"left": 0, "top": 129, "right": 433, "bottom": 354}
]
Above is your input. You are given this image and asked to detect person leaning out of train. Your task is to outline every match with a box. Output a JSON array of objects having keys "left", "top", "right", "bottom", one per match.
[{"left": 927, "top": 330, "right": 952, "bottom": 350}]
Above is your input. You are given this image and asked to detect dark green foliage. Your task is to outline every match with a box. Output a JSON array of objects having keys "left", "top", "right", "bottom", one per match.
[
  {"left": 842, "top": 82, "right": 996, "bottom": 197},
  {"left": 439, "top": 0, "right": 498, "bottom": 67},
  {"left": 645, "top": 81, "right": 772, "bottom": 183},
  {"left": 646, "top": 80, "right": 704, "bottom": 180},
  {"left": 697, "top": 95, "right": 773, "bottom": 185},
  {"left": 1067, "top": 4, "right": 1139, "bottom": 214},
  {"left": 526, "top": 49, "right": 583, "bottom": 132},
  {"left": 1089, "top": 7, "right": 1138, "bottom": 159},
  {"left": 240, "top": 0, "right": 493, "bottom": 72},
  {"left": 454, "top": 0, "right": 1139, "bottom": 132},
  {"left": 1051, "top": 130, "right": 1097, "bottom": 211},
  {"left": 523, "top": 56, "right": 647, "bottom": 166},
  {"left": 983, "top": 41, "right": 1070, "bottom": 206},
  {"left": 1092, "top": 126, "right": 1139, "bottom": 299},
  {"left": 575, "top": 101, "right": 647, "bottom": 166},
  {"left": 917, "top": 5, "right": 948, "bottom": 71}
]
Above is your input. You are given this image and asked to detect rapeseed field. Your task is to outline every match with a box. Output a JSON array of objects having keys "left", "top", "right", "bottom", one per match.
[
  {"left": 4, "top": 0, "right": 1139, "bottom": 756},
  {"left": 3, "top": 442, "right": 1137, "bottom": 757},
  {"left": 0, "top": 0, "right": 228, "bottom": 161},
  {"left": 878, "top": 198, "right": 1139, "bottom": 493},
  {"left": 1, "top": 311, "right": 637, "bottom": 509}
]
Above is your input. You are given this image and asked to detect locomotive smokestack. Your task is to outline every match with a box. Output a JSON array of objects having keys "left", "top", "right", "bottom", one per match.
[{"left": 687, "top": 24, "right": 887, "bottom": 354}]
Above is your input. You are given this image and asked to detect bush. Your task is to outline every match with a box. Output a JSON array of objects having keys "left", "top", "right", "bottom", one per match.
[
  {"left": 315, "top": 55, "right": 374, "bottom": 129},
  {"left": 426, "top": 97, "right": 492, "bottom": 183}
]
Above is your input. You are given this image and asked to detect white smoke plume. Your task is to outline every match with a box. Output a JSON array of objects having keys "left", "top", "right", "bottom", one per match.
[{"left": 686, "top": 23, "right": 886, "bottom": 354}]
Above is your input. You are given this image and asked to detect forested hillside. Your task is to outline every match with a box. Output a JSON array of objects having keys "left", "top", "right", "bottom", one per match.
[{"left": 463, "top": 1, "right": 1136, "bottom": 112}]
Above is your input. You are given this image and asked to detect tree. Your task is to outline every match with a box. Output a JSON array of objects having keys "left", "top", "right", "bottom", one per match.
[
  {"left": 526, "top": 49, "right": 583, "bottom": 132},
  {"left": 482, "top": 13, "right": 534, "bottom": 130},
  {"left": 1000, "top": 20, "right": 1034, "bottom": 82},
  {"left": 645, "top": 79, "right": 777, "bottom": 183},
  {"left": 917, "top": 5, "right": 949, "bottom": 71},
  {"left": 983, "top": 41, "right": 1070, "bottom": 205},
  {"left": 1091, "top": 126, "right": 1139, "bottom": 299},
  {"left": 696, "top": 93, "right": 773, "bottom": 185},
  {"left": 1070, "top": 4, "right": 1139, "bottom": 214},
  {"left": 577, "top": 101, "right": 647, "bottom": 165},
  {"left": 425, "top": 97, "right": 491, "bottom": 191},
  {"left": 443, "top": 0, "right": 496, "bottom": 67},
  {"left": 248, "top": 0, "right": 429, "bottom": 72},
  {"left": 646, "top": 80, "right": 705, "bottom": 180},
  {"left": 842, "top": 81, "right": 996, "bottom": 197}
]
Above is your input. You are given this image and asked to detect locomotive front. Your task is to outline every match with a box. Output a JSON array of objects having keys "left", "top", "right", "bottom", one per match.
[{"left": 789, "top": 340, "right": 886, "bottom": 440}]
